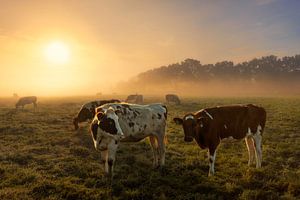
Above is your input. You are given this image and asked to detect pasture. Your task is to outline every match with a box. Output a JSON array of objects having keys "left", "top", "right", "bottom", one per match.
[{"left": 0, "top": 96, "right": 299, "bottom": 199}]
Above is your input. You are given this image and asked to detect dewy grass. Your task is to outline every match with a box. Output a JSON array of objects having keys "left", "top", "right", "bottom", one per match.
[{"left": 0, "top": 96, "right": 299, "bottom": 199}]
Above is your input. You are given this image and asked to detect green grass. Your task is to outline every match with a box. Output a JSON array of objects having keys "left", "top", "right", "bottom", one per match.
[{"left": 0, "top": 96, "right": 299, "bottom": 199}]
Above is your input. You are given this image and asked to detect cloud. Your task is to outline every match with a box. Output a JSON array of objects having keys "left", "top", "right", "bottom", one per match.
[{"left": 255, "top": 0, "right": 277, "bottom": 6}]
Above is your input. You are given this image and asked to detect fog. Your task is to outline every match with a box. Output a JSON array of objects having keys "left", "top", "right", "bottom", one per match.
[
  {"left": 114, "top": 79, "right": 300, "bottom": 97},
  {"left": 1, "top": 1, "right": 300, "bottom": 97}
]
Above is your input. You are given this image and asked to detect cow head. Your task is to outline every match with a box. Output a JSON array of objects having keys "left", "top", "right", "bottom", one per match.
[
  {"left": 173, "top": 114, "right": 209, "bottom": 142},
  {"left": 90, "top": 107, "right": 123, "bottom": 150}
]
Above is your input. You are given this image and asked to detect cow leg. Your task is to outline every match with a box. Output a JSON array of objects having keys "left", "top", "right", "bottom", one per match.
[
  {"left": 208, "top": 146, "right": 217, "bottom": 176},
  {"left": 107, "top": 141, "right": 118, "bottom": 177},
  {"left": 149, "top": 136, "right": 159, "bottom": 168},
  {"left": 157, "top": 133, "right": 166, "bottom": 167},
  {"left": 253, "top": 133, "right": 262, "bottom": 168},
  {"left": 100, "top": 150, "right": 109, "bottom": 174},
  {"left": 245, "top": 136, "right": 255, "bottom": 166}
]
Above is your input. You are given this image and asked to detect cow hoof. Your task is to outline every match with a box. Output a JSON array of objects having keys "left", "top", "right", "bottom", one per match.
[{"left": 208, "top": 173, "right": 214, "bottom": 177}]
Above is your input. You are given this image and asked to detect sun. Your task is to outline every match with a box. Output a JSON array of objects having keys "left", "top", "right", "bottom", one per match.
[{"left": 44, "top": 41, "right": 70, "bottom": 64}]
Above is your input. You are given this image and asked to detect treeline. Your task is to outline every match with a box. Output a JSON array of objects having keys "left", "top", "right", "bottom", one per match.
[{"left": 116, "top": 55, "right": 300, "bottom": 96}]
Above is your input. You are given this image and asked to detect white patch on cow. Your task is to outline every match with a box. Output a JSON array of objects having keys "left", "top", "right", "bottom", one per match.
[
  {"left": 224, "top": 124, "right": 227, "bottom": 129},
  {"left": 185, "top": 115, "right": 194, "bottom": 120},
  {"left": 204, "top": 110, "right": 213, "bottom": 120},
  {"left": 246, "top": 127, "right": 252, "bottom": 136},
  {"left": 208, "top": 151, "right": 216, "bottom": 176},
  {"left": 257, "top": 125, "right": 262, "bottom": 133},
  {"left": 253, "top": 124, "right": 262, "bottom": 168}
]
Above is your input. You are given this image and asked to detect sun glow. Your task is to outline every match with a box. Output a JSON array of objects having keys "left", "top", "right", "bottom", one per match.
[{"left": 44, "top": 41, "right": 70, "bottom": 64}]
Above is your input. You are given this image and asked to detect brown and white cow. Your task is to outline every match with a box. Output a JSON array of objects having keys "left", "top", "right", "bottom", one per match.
[
  {"left": 73, "top": 99, "right": 120, "bottom": 130},
  {"left": 173, "top": 104, "right": 266, "bottom": 176},
  {"left": 15, "top": 96, "right": 37, "bottom": 109},
  {"left": 166, "top": 94, "right": 181, "bottom": 105},
  {"left": 90, "top": 103, "right": 167, "bottom": 176}
]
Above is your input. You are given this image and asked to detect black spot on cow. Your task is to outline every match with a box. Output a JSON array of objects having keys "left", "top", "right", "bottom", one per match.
[
  {"left": 157, "top": 113, "right": 162, "bottom": 119},
  {"left": 144, "top": 124, "right": 147, "bottom": 129},
  {"left": 122, "top": 104, "right": 130, "bottom": 108},
  {"left": 122, "top": 104, "right": 133, "bottom": 111},
  {"left": 128, "top": 122, "right": 135, "bottom": 127},
  {"left": 99, "top": 116, "right": 118, "bottom": 135}
]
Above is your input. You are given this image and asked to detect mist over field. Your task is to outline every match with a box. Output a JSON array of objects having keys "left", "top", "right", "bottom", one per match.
[{"left": 116, "top": 56, "right": 300, "bottom": 97}]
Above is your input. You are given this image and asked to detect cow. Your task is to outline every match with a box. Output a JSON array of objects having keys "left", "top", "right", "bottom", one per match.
[
  {"left": 90, "top": 103, "right": 167, "bottom": 176},
  {"left": 73, "top": 99, "right": 120, "bottom": 130},
  {"left": 173, "top": 104, "right": 266, "bottom": 176},
  {"left": 166, "top": 94, "right": 181, "bottom": 105},
  {"left": 15, "top": 96, "right": 37, "bottom": 109},
  {"left": 125, "top": 94, "right": 143, "bottom": 104}
]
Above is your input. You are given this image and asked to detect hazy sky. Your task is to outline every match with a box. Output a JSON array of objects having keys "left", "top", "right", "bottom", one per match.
[{"left": 0, "top": 0, "right": 299, "bottom": 96}]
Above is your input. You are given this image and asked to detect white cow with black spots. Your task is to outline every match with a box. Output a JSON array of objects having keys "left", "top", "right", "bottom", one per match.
[{"left": 90, "top": 103, "right": 167, "bottom": 176}]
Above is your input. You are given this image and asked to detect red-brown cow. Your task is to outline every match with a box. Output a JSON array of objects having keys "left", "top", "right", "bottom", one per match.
[{"left": 173, "top": 104, "right": 266, "bottom": 176}]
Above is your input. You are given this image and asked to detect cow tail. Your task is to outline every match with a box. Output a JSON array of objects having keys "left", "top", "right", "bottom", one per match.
[
  {"left": 162, "top": 104, "right": 168, "bottom": 120},
  {"left": 163, "top": 104, "right": 168, "bottom": 145}
]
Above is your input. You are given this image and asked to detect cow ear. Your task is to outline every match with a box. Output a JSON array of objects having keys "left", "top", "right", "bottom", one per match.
[
  {"left": 96, "top": 112, "right": 104, "bottom": 120},
  {"left": 95, "top": 107, "right": 103, "bottom": 114},
  {"left": 173, "top": 117, "right": 183, "bottom": 125}
]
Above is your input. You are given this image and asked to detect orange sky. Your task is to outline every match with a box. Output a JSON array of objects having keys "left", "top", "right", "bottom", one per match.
[{"left": 0, "top": 0, "right": 299, "bottom": 96}]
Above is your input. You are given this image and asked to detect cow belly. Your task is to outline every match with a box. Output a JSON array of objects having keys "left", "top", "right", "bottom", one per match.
[
  {"left": 220, "top": 127, "right": 248, "bottom": 140},
  {"left": 121, "top": 134, "right": 149, "bottom": 142}
]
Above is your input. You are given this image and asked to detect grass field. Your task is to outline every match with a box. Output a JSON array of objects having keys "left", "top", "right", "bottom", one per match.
[{"left": 0, "top": 96, "right": 299, "bottom": 200}]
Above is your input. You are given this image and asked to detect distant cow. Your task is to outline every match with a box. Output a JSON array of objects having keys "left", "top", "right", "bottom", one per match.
[
  {"left": 126, "top": 94, "right": 143, "bottom": 104},
  {"left": 173, "top": 104, "right": 266, "bottom": 176},
  {"left": 166, "top": 94, "right": 181, "bottom": 105},
  {"left": 16, "top": 96, "right": 37, "bottom": 109},
  {"left": 90, "top": 103, "right": 167, "bottom": 176},
  {"left": 73, "top": 99, "right": 120, "bottom": 130}
]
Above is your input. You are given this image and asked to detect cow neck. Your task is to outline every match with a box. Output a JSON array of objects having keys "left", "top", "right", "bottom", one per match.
[{"left": 193, "top": 127, "right": 206, "bottom": 149}]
